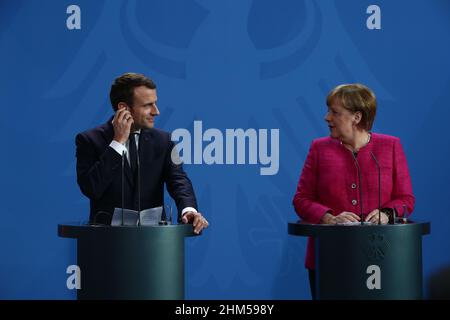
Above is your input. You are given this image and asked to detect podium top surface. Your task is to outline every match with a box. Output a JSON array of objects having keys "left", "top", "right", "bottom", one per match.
[
  {"left": 58, "top": 221, "right": 199, "bottom": 239},
  {"left": 288, "top": 220, "right": 430, "bottom": 237}
]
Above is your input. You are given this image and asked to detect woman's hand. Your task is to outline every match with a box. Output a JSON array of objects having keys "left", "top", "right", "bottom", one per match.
[
  {"left": 320, "top": 211, "right": 361, "bottom": 224},
  {"left": 365, "top": 209, "right": 389, "bottom": 224}
]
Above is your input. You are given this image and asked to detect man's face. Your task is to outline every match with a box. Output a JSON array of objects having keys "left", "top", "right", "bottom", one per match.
[{"left": 129, "top": 86, "right": 160, "bottom": 129}]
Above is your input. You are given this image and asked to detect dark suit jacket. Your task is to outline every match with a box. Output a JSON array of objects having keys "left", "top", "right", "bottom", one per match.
[{"left": 76, "top": 118, "right": 197, "bottom": 223}]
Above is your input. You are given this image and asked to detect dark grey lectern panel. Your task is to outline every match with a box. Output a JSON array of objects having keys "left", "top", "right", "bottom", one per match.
[
  {"left": 58, "top": 222, "right": 197, "bottom": 300},
  {"left": 288, "top": 221, "right": 430, "bottom": 300}
]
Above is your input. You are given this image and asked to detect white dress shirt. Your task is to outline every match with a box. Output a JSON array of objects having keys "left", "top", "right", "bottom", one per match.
[{"left": 109, "top": 131, "right": 197, "bottom": 216}]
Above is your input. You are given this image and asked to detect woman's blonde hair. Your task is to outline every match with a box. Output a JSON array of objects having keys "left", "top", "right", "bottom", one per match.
[{"left": 326, "top": 83, "right": 377, "bottom": 131}]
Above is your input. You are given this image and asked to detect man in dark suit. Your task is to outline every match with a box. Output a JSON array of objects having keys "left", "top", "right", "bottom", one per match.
[{"left": 76, "top": 72, "right": 208, "bottom": 234}]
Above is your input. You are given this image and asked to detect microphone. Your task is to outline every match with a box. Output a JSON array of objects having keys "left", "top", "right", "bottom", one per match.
[
  {"left": 159, "top": 206, "right": 168, "bottom": 225},
  {"left": 351, "top": 152, "right": 364, "bottom": 225},
  {"left": 121, "top": 150, "right": 125, "bottom": 226},
  {"left": 160, "top": 205, "right": 173, "bottom": 225},
  {"left": 402, "top": 204, "right": 409, "bottom": 224},
  {"left": 370, "top": 151, "right": 381, "bottom": 225}
]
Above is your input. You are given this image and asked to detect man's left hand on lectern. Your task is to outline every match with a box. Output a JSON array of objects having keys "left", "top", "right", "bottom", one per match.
[{"left": 182, "top": 211, "right": 209, "bottom": 234}]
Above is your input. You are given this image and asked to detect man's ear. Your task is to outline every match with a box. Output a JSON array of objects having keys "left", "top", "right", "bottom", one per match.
[{"left": 117, "top": 102, "right": 128, "bottom": 110}]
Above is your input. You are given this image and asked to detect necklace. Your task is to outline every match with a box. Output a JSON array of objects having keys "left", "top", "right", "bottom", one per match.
[
  {"left": 365, "top": 132, "right": 371, "bottom": 145},
  {"left": 341, "top": 132, "right": 371, "bottom": 152}
]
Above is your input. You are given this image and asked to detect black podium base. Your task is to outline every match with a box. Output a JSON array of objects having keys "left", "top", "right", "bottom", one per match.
[
  {"left": 289, "top": 221, "right": 430, "bottom": 300},
  {"left": 59, "top": 222, "right": 197, "bottom": 300}
]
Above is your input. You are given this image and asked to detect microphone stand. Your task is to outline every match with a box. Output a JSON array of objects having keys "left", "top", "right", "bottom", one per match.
[
  {"left": 352, "top": 152, "right": 364, "bottom": 225},
  {"left": 370, "top": 152, "right": 381, "bottom": 225},
  {"left": 121, "top": 150, "right": 125, "bottom": 226},
  {"left": 136, "top": 133, "right": 141, "bottom": 226}
]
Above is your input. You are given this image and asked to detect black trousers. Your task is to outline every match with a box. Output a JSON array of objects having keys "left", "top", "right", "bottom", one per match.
[{"left": 308, "top": 269, "right": 316, "bottom": 300}]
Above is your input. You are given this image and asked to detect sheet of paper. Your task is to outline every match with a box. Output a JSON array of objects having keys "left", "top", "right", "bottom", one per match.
[
  {"left": 140, "top": 206, "right": 163, "bottom": 226},
  {"left": 336, "top": 221, "right": 374, "bottom": 226},
  {"left": 111, "top": 206, "right": 163, "bottom": 226}
]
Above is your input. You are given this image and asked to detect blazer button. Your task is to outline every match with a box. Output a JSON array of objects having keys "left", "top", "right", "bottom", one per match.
[
  {"left": 352, "top": 199, "right": 357, "bottom": 205},
  {"left": 351, "top": 183, "right": 356, "bottom": 189}
]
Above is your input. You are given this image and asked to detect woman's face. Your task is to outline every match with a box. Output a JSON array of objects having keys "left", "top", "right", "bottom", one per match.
[{"left": 324, "top": 98, "right": 360, "bottom": 141}]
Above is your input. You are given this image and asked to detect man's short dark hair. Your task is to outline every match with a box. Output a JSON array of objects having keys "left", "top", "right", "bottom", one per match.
[{"left": 109, "top": 73, "right": 156, "bottom": 111}]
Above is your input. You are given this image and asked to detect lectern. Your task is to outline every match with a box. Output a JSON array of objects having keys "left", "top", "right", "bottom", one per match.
[
  {"left": 288, "top": 221, "right": 430, "bottom": 299},
  {"left": 58, "top": 222, "right": 197, "bottom": 300}
]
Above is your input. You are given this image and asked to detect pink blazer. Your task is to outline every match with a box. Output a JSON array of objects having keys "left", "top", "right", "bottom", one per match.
[{"left": 292, "top": 133, "right": 415, "bottom": 269}]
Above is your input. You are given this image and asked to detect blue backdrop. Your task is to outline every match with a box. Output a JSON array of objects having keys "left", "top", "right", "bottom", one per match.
[{"left": 1, "top": 0, "right": 449, "bottom": 299}]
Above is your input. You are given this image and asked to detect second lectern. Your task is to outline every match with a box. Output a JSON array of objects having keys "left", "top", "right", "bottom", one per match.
[{"left": 288, "top": 221, "right": 430, "bottom": 299}]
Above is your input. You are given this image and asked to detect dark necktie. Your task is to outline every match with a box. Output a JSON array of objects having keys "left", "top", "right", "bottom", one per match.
[{"left": 128, "top": 132, "right": 139, "bottom": 175}]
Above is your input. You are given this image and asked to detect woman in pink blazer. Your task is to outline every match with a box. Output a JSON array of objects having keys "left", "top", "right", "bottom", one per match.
[{"left": 292, "top": 84, "right": 415, "bottom": 299}]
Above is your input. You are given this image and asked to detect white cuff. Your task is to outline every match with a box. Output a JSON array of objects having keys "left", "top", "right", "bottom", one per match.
[
  {"left": 182, "top": 207, "right": 197, "bottom": 216},
  {"left": 110, "top": 140, "right": 127, "bottom": 156}
]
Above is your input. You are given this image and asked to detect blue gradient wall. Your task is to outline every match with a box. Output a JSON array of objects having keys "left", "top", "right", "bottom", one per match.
[{"left": 1, "top": 0, "right": 449, "bottom": 299}]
